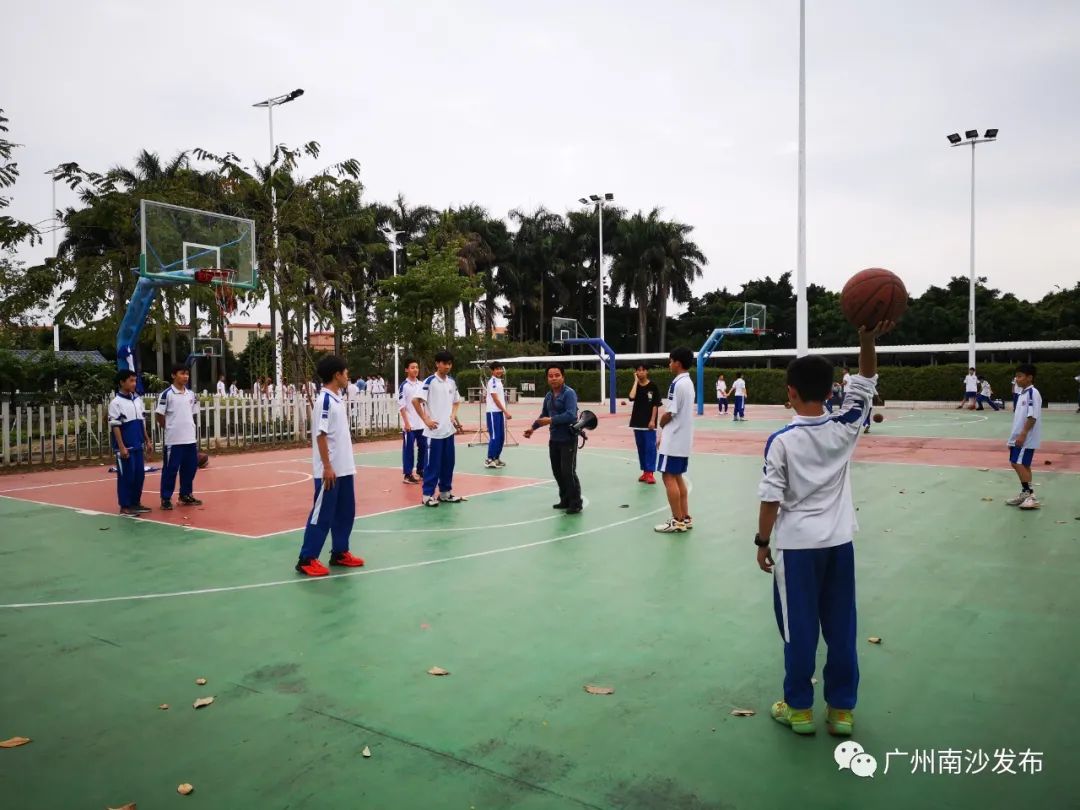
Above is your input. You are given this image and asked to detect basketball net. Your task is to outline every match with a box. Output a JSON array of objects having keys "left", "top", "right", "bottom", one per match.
[{"left": 193, "top": 268, "right": 239, "bottom": 324}]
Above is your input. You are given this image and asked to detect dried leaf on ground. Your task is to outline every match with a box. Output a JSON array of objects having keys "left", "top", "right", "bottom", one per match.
[
  {"left": 361, "top": 746, "right": 372, "bottom": 758},
  {"left": 158, "top": 704, "right": 169, "bottom": 710},
  {"left": 98, "top": 527, "right": 110, "bottom": 531},
  {"left": 195, "top": 678, "right": 207, "bottom": 685},
  {"left": 427, "top": 667, "right": 450, "bottom": 676},
  {"left": 177, "top": 784, "right": 194, "bottom": 795},
  {"left": 107, "top": 803, "right": 137, "bottom": 810},
  {"left": 584, "top": 685, "right": 615, "bottom": 695},
  {"left": 868, "top": 637, "right": 883, "bottom": 644},
  {"left": 0, "top": 736, "right": 31, "bottom": 748},
  {"left": 981, "top": 497, "right": 994, "bottom": 501},
  {"left": 1056, "top": 521, "right": 1067, "bottom": 525},
  {"left": 978, "top": 468, "right": 990, "bottom": 472},
  {"left": 420, "top": 623, "right": 430, "bottom": 630},
  {"left": 730, "top": 709, "right": 755, "bottom": 717},
  {"left": 192, "top": 696, "right": 214, "bottom": 709}
]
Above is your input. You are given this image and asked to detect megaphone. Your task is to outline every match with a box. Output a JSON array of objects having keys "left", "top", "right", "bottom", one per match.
[{"left": 570, "top": 409, "right": 598, "bottom": 446}]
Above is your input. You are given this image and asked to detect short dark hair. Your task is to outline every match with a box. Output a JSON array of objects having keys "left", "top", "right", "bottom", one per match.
[
  {"left": 1016, "top": 363, "right": 1036, "bottom": 378},
  {"left": 434, "top": 350, "right": 454, "bottom": 364},
  {"left": 170, "top": 362, "right": 189, "bottom": 377},
  {"left": 316, "top": 355, "right": 347, "bottom": 383},
  {"left": 669, "top": 347, "right": 693, "bottom": 370},
  {"left": 403, "top": 357, "right": 418, "bottom": 368},
  {"left": 735, "top": 372, "right": 743, "bottom": 379},
  {"left": 634, "top": 362, "right": 648, "bottom": 371},
  {"left": 489, "top": 361, "right": 504, "bottom": 371},
  {"left": 786, "top": 355, "right": 833, "bottom": 402},
  {"left": 115, "top": 370, "right": 136, "bottom": 386},
  {"left": 546, "top": 364, "right": 565, "bottom": 376}
]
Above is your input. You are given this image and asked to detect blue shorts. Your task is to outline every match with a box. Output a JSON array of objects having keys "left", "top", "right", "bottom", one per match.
[
  {"left": 964, "top": 392, "right": 977, "bottom": 400},
  {"left": 657, "top": 454, "right": 688, "bottom": 475},
  {"left": 1009, "top": 447, "right": 1035, "bottom": 467}
]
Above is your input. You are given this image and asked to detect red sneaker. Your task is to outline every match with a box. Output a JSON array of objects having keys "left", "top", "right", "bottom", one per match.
[
  {"left": 638, "top": 473, "right": 647, "bottom": 483},
  {"left": 643, "top": 472, "right": 656, "bottom": 485},
  {"left": 296, "top": 558, "right": 330, "bottom": 577},
  {"left": 330, "top": 551, "right": 365, "bottom": 568}
]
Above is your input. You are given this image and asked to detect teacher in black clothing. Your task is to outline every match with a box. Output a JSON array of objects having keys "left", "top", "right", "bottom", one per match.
[{"left": 523, "top": 364, "right": 583, "bottom": 514}]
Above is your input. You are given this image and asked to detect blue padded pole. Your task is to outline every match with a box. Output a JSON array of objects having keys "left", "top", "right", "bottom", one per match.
[
  {"left": 117, "top": 275, "right": 186, "bottom": 394},
  {"left": 563, "top": 337, "right": 617, "bottom": 413}
]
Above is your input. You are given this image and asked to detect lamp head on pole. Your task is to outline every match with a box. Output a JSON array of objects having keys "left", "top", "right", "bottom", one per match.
[
  {"left": 984, "top": 128, "right": 998, "bottom": 139},
  {"left": 964, "top": 129, "right": 979, "bottom": 140},
  {"left": 946, "top": 133, "right": 962, "bottom": 145}
]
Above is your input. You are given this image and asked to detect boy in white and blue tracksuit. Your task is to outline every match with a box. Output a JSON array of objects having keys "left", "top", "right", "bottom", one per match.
[
  {"left": 756, "top": 322, "right": 891, "bottom": 737},
  {"left": 155, "top": 363, "right": 202, "bottom": 510},
  {"left": 413, "top": 350, "right": 464, "bottom": 506},
  {"left": 484, "top": 363, "right": 511, "bottom": 467},
  {"left": 398, "top": 359, "right": 427, "bottom": 484},
  {"left": 109, "top": 370, "right": 152, "bottom": 516}
]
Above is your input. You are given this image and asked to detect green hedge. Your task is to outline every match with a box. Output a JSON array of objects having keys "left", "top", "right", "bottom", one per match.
[{"left": 454, "top": 362, "right": 1080, "bottom": 405}]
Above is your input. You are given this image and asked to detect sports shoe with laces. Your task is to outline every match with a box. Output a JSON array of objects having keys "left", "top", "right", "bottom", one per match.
[
  {"left": 493, "top": 459, "right": 507, "bottom": 468},
  {"left": 654, "top": 517, "right": 687, "bottom": 533},
  {"left": 160, "top": 499, "right": 173, "bottom": 511},
  {"left": 119, "top": 507, "right": 141, "bottom": 517},
  {"left": 484, "top": 458, "right": 497, "bottom": 468},
  {"left": 179, "top": 495, "right": 203, "bottom": 506},
  {"left": 296, "top": 558, "right": 330, "bottom": 577},
  {"left": 329, "top": 551, "right": 365, "bottom": 567},
  {"left": 403, "top": 474, "right": 420, "bottom": 484},
  {"left": 638, "top": 472, "right": 648, "bottom": 483},
  {"left": 771, "top": 700, "right": 815, "bottom": 735},
  {"left": 1019, "top": 494, "right": 1041, "bottom": 510},
  {"left": 423, "top": 496, "right": 440, "bottom": 507},
  {"left": 682, "top": 515, "right": 693, "bottom": 530},
  {"left": 133, "top": 504, "right": 152, "bottom": 514},
  {"left": 438, "top": 493, "right": 465, "bottom": 503},
  {"left": 643, "top": 472, "right": 656, "bottom": 485},
  {"left": 1005, "top": 491, "right": 1029, "bottom": 506},
  {"left": 826, "top": 706, "right": 854, "bottom": 737}
]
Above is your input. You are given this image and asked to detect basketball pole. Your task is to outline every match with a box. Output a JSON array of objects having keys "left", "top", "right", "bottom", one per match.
[{"left": 795, "top": 0, "right": 808, "bottom": 358}]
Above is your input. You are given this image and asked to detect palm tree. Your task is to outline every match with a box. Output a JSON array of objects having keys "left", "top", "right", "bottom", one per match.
[
  {"left": 608, "top": 208, "right": 666, "bottom": 352},
  {"left": 653, "top": 220, "right": 706, "bottom": 352}
]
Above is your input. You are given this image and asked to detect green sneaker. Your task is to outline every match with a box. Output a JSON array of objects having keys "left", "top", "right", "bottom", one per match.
[
  {"left": 771, "top": 700, "right": 815, "bottom": 735},
  {"left": 826, "top": 706, "right": 854, "bottom": 737}
]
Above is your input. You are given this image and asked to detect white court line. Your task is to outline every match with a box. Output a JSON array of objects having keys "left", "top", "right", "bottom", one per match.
[{"left": 0, "top": 495, "right": 677, "bottom": 609}]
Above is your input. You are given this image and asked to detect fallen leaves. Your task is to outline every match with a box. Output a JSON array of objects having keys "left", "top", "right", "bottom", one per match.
[
  {"left": 158, "top": 704, "right": 169, "bottom": 711},
  {"left": 192, "top": 696, "right": 214, "bottom": 709},
  {"left": 730, "top": 709, "right": 755, "bottom": 717},
  {"left": 584, "top": 685, "right": 615, "bottom": 695},
  {"left": 978, "top": 468, "right": 990, "bottom": 472},
  {"left": 868, "top": 637, "right": 883, "bottom": 645},
  {"left": 177, "top": 784, "right": 194, "bottom": 795},
  {"left": 98, "top": 527, "right": 110, "bottom": 531},
  {"left": 195, "top": 678, "right": 207, "bottom": 686},
  {"left": 0, "top": 736, "right": 31, "bottom": 748},
  {"left": 107, "top": 804, "right": 137, "bottom": 810},
  {"left": 427, "top": 667, "right": 450, "bottom": 676},
  {"left": 361, "top": 746, "right": 372, "bottom": 758},
  {"left": 981, "top": 497, "right": 994, "bottom": 502}
]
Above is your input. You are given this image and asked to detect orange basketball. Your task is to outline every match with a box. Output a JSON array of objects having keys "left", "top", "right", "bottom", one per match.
[{"left": 840, "top": 268, "right": 908, "bottom": 330}]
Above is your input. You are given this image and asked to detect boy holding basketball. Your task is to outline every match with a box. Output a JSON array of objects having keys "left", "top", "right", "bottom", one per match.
[
  {"left": 1005, "top": 363, "right": 1042, "bottom": 510},
  {"left": 156, "top": 363, "right": 202, "bottom": 510},
  {"left": 755, "top": 321, "right": 894, "bottom": 737},
  {"left": 295, "top": 355, "right": 365, "bottom": 576}
]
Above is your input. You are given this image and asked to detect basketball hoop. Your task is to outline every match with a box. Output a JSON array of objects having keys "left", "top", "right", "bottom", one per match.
[{"left": 192, "top": 268, "right": 240, "bottom": 320}]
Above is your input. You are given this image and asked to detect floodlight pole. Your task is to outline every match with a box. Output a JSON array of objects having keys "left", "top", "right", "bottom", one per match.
[
  {"left": 379, "top": 222, "right": 405, "bottom": 395},
  {"left": 795, "top": 0, "right": 808, "bottom": 358},
  {"left": 253, "top": 88, "right": 304, "bottom": 394},
  {"left": 580, "top": 193, "right": 614, "bottom": 407},
  {"left": 949, "top": 131, "right": 997, "bottom": 369}
]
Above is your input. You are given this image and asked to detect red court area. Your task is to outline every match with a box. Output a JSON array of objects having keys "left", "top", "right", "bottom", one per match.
[
  {"left": 0, "top": 441, "right": 543, "bottom": 538},
  {"left": 581, "top": 408, "right": 1080, "bottom": 472}
]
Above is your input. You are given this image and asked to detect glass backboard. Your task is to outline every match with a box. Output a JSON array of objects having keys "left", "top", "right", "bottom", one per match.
[{"left": 140, "top": 200, "right": 257, "bottom": 290}]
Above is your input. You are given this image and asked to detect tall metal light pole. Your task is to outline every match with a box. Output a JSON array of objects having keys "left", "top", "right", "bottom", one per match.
[
  {"left": 253, "top": 88, "right": 304, "bottom": 392},
  {"left": 579, "top": 192, "right": 614, "bottom": 406},
  {"left": 45, "top": 166, "right": 63, "bottom": 390},
  {"left": 795, "top": 0, "right": 808, "bottom": 357},
  {"left": 379, "top": 221, "right": 405, "bottom": 394},
  {"left": 947, "top": 128, "right": 998, "bottom": 369}
]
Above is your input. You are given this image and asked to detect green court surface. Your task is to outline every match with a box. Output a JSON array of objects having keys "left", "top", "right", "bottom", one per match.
[{"left": 1, "top": 429, "right": 1078, "bottom": 809}]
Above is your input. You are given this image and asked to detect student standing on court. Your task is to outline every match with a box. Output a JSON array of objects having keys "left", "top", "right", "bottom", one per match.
[
  {"left": 295, "top": 355, "right": 365, "bottom": 576},
  {"left": 398, "top": 358, "right": 427, "bottom": 485},
  {"left": 629, "top": 363, "right": 661, "bottom": 484},
  {"left": 110, "top": 370, "right": 152, "bottom": 516},
  {"left": 156, "top": 363, "right": 202, "bottom": 511},
  {"left": 413, "top": 350, "right": 465, "bottom": 507},
  {"left": 523, "top": 364, "right": 583, "bottom": 514},
  {"left": 755, "top": 321, "right": 893, "bottom": 737},
  {"left": 1005, "top": 363, "right": 1043, "bottom": 511},
  {"left": 654, "top": 347, "right": 695, "bottom": 533},
  {"left": 484, "top": 362, "right": 512, "bottom": 469},
  {"left": 216, "top": 374, "right": 226, "bottom": 397},
  {"left": 731, "top": 372, "right": 748, "bottom": 421},
  {"left": 715, "top": 374, "right": 729, "bottom": 414},
  {"left": 958, "top": 367, "right": 979, "bottom": 409}
]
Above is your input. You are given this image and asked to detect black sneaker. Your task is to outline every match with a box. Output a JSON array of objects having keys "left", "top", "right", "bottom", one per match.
[
  {"left": 133, "top": 504, "right": 152, "bottom": 514},
  {"left": 179, "top": 495, "right": 203, "bottom": 506},
  {"left": 552, "top": 502, "right": 568, "bottom": 509},
  {"left": 160, "top": 499, "right": 173, "bottom": 511},
  {"left": 119, "top": 507, "right": 141, "bottom": 517},
  {"left": 565, "top": 504, "right": 583, "bottom": 514}
]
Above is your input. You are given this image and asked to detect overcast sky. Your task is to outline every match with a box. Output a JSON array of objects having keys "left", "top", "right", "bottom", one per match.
[{"left": 5, "top": 0, "right": 1079, "bottom": 320}]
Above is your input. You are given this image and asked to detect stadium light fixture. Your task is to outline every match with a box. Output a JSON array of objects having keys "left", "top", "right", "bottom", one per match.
[{"left": 946, "top": 127, "right": 999, "bottom": 368}]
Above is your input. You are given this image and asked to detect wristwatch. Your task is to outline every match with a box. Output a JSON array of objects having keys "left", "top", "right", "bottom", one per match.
[{"left": 754, "top": 533, "right": 770, "bottom": 547}]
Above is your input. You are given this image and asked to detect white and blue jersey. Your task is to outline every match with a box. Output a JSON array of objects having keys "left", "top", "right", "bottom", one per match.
[{"left": 108, "top": 393, "right": 146, "bottom": 451}]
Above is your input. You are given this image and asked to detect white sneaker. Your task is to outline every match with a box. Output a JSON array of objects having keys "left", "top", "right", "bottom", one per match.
[
  {"left": 683, "top": 516, "right": 694, "bottom": 530},
  {"left": 1005, "top": 491, "right": 1029, "bottom": 506},
  {"left": 493, "top": 459, "right": 507, "bottom": 468},
  {"left": 439, "top": 493, "right": 465, "bottom": 503},
  {"left": 654, "top": 517, "right": 687, "bottom": 533},
  {"left": 483, "top": 458, "right": 497, "bottom": 469},
  {"left": 423, "top": 496, "right": 440, "bottom": 507},
  {"left": 1018, "top": 494, "right": 1041, "bottom": 510}
]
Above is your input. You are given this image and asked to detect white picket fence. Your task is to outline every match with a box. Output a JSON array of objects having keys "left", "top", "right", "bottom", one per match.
[{"left": 1, "top": 394, "right": 398, "bottom": 467}]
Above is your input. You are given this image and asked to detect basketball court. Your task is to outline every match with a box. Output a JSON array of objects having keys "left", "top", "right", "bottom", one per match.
[{"left": 1, "top": 406, "right": 1078, "bottom": 808}]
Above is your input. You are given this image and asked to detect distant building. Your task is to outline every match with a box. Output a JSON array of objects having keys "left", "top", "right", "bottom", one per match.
[
  {"left": 226, "top": 323, "right": 272, "bottom": 355},
  {"left": 307, "top": 331, "right": 335, "bottom": 352},
  {"left": 491, "top": 326, "right": 508, "bottom": 340}
]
